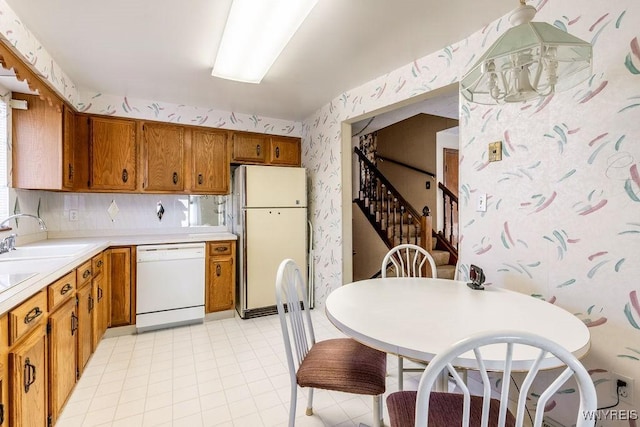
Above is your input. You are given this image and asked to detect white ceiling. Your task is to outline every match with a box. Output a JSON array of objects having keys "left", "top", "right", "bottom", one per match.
[{"left": 4, "top": 0, "right": 513, "bottom": 122}]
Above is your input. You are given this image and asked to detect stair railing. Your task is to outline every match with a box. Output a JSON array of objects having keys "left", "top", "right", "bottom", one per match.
[
  {"left": 438, "top": 182, "right": 459, "bottom": 255},
  {"left": 354, "top": 147, "right": 432, "bottom": 252}
]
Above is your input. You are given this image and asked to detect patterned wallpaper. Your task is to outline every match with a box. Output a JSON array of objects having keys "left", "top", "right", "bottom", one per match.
[
  {"left": 1, "top": 0, "right": 639, "bottom": 422},
  {"left": 301, "top": 0, "right": 640, "bottom": 422},
  {"left": 76, "top": 92, "right": 301, "bottom": 137}
]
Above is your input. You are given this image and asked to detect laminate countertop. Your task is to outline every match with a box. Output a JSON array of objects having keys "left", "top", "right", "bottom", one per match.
[{"left": 0, "top": 232, "right": 237, "bottom": 315}]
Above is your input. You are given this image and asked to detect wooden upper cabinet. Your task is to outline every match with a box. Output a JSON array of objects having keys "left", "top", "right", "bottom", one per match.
[
  {"left": 232, "top": 132, "right": 268, "bottom": 163},
  {"left": 141, "top": 122, "right": 185, "bottom": 192},
  {"left": 62, "top": 105, "right": 76, "bottom": 189},
  {"left": 89, "top": 116, "right": 137, "bottom": 191},
  {"left": 269, "top": 136, "right": 301, "bottom": 166},
  {"left": 191, "top": 129, "right": 229, "bottom": 194},
  {"left": 11, "top": 93, "right": 75, "bottom": 190}
]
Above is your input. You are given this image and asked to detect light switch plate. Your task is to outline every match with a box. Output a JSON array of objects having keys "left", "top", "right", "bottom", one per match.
[
  {"left": 477, "top": 193, "right": 487, "bottom": 212},
  {"left": 489, "top": 141, "right": 502, "bottom": 162}
]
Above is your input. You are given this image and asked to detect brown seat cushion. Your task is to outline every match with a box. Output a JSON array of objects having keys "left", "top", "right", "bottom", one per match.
[
  {"left": 297, "top": 338, "right": 386, "bottom": 396},
  {"left": 387, "top": 390, "right": 516, "bottom": 427}
]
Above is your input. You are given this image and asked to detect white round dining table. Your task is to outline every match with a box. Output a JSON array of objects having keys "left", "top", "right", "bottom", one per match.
[{"left": 325, "top": 277, "right": 591, "bottom": 371}]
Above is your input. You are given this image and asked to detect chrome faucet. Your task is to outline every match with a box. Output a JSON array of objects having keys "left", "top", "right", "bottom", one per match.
[
  {"left": 0, "top": 213, "right": 48, "bottom": 231},
  {"left": 0, "top": 214, "right": 48, "bottom": 254}
]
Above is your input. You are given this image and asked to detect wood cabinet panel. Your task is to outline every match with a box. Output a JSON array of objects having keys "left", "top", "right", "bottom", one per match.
[
  {"left": 191, "top": 129, "right": 229, "bottom": 194},
  {"left": 76, "top": 283, "right": 93, "bottom": 376},
  {"left": 48, "top": 298, "right": 77, "bottom": 424},
  {"left": 269, "top": 136, "right": 301, "bottom": 166},
  {"left": 47, "top": 271, "right": 76, "bottom": 313},
  {"left": 0, "top": 361, "right": 5, "bottom": 426},
  {"left": 11, "top": 93, "right": 74, "bottom": 191},
  {"left": 9, "top": 326, "right": 47, "bottom": 427},
  {"left": 205, "top": 241, "right": 236, "bottom": 313},
  {"left": 92, "top": 266, "right": 109, "bottom": 350},
  {"left": 110, "top": 247, "right": 133, "bottom": 327},
  {"left": 76, "top": 259, "right": 93, "bottom": 289},
  {"left": 8, "top": 291, "right": 47, "bottom": 346},
  {"left": 0, "top": 315, "right": 6, "bottom": 427},
  {"left": 142, "top": 123, "right": 185, "bottom": 192},
  {"left": 232, "top": 132, "right": 268, "bottom": 163},
  {"left": 92, "top": 252, "right": 105, "bottom": 278},
  {"left": 89, "top": 117, "right": 137, "bottom": 191},
  {"left": 62, "top": 105, "right": 76, "bottom": 189}
]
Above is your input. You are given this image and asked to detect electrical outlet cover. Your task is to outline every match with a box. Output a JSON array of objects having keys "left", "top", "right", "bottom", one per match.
[{"left": 612, "top": 372, "right": 634, "bottom": 404}]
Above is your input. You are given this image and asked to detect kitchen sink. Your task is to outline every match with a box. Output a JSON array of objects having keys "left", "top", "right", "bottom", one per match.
[
  {"left": 0, "top": 272, "right": 38, "bottom": 292},
  {"left": 0, "top": 243, "right": 93, "bottom": 261}
]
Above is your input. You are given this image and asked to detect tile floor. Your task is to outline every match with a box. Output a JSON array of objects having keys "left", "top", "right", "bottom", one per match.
[{"left": 57, "top": 310, "right": 419, "bottom": 427}]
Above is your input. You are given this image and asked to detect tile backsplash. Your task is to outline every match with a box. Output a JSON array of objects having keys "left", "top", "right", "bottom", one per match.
[{"left": 5, "top": 190, "right": 229, "bottom": 240}]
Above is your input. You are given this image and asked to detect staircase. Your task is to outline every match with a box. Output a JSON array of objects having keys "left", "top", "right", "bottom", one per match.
[{"left": 354, "top": 147, "right": 457, "bottom": 279}]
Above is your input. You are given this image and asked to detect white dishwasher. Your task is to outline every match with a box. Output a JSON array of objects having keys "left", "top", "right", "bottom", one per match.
[{"left": 136, "top": 242, "right": 205, "bottom": 332}]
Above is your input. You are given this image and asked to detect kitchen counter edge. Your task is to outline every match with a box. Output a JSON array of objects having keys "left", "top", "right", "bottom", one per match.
[{"left": 0, "top": 232, "right": 237, "bottom": 315}]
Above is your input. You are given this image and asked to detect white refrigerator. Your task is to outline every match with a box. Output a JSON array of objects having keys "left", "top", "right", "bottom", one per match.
[{"left": 233, "top": 165, "right": 307, "bottom": 318}]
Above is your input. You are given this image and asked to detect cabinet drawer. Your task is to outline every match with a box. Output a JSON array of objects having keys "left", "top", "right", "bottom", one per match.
[
  {"left": 8, "top": 291, "right": 47, "bottom": 345},
  {"left": 92, "top": 252, "right": 105, "bottom": 278},
  {"left": 48, "top": 271, "right": 76, "bottom": 312},
  {"left": 208, "top": 241, "right": 232, "bottom": 256},
  {"left": 76, "top": 260, "right": 93, "bottom": 288}
]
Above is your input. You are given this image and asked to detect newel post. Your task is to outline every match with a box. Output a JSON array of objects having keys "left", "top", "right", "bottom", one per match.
[{"left": 420, "top": 206, "right": 433, "bottom": 254}]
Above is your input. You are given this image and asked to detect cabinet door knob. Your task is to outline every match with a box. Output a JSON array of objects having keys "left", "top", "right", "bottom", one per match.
[
  {"left": 256, "top": 144, "right": 261, "bottom": 156},
  {"left": 83, "top": 269, "right": 92, "bottom": 279},
  {"left": 68, "top": 164, "right": 74, "bottom": 181},
  {"left": 97, "top": 260, "right": 103, "bottom": 268},
  {"left": 97, "top": 287, "right": 103, "bottom": 302},
  {"left": 198, "top": 174, "right": 203, "bottom": 185},
  {"left": 275, "top": 146, "right": 280, "bottom": 158},
  {"left": 173, "top": 172, "right": 179, "bottom": 185},
  {"left": 60, "top": 283, "right": 73, "bottom": 295},
  {"left": 122, "top": 169, "right": 129, "bottom": 183},
  {"left": 216, "top": 264, "right": 221, "bottom": 277}
]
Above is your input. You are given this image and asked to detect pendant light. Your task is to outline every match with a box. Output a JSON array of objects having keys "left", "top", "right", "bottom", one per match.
[{"left": 460, "top": 0, "right": 592, "bottom": 104}]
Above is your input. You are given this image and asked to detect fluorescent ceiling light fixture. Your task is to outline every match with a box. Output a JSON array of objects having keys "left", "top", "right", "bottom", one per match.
[
  {"left": 460, "top": 0, "right": 592, "bottom": 104},
  {"left": 212, "top": 0, "right": 318, "bottom": 83}
]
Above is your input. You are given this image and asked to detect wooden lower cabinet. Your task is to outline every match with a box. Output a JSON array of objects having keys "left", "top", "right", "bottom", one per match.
[
  {"left": 48, "top": 298, "right": 77, "bottom": 424},
  {"left": 92, "top": 251, "right": 110, "bottom": 350},
  {"left": 76, "top": 282, "right": 93, "bottom": 376},
  {"left": 0, "top": 315, "right": 7, "bottom": 427},
  {"left": 9, "top": 325, "right": 48, "bottom": 427},
  {"left": 206, "top": 241, "right": 236, "bottom": 313},
  {"left": 0, "top": 363, "right": 5, "bottom": 426},
  {"left": 110, "top": 247, "right": 134, "bottom": 327}
]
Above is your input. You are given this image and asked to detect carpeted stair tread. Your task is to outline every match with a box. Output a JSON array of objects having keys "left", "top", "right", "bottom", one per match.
[
  {"left": 436, "top": 264, "right": 456, "bottom": 280},
  {"left": 431, "top": 249, "right": 450, "bottom": 266}
]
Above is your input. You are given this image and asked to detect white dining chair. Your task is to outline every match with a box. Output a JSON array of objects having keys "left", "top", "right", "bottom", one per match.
[
  {"left": 382, "top": 243, "right": 438, "bottom": 279},
  {"left": 275, "top": 259, "right": 387, "bottom": 427},
  {"left": 386, "top": 330, "right": 597, "bottom": 427},
  {"left": 381, "top": 243, "right": 438, "bottom": 390}
]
